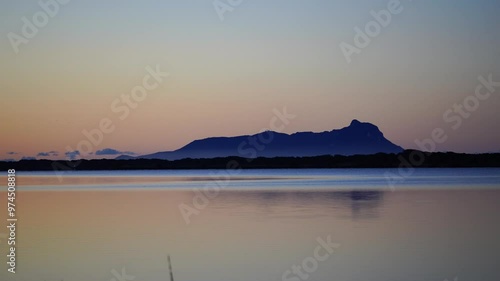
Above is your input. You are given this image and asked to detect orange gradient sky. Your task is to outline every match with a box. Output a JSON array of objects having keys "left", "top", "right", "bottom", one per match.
[{"left": 1, "top": 0, "right": 500, "bottom": 159}]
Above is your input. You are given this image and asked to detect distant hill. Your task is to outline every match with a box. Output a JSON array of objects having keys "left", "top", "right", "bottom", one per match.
[{"left": 120, "top": 120, "right": 404, "bottom": 160}]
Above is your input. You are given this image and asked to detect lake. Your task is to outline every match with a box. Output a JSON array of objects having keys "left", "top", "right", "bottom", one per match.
[{"left": 1, "top": 168, "right": 499, "bottom": 281}]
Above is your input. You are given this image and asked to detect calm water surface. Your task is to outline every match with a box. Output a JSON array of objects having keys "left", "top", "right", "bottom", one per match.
[{"left": 0, "top": 168, "right": 499, "bottom": 281}]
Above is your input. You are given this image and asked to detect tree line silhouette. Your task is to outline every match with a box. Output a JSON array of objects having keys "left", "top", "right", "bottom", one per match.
[{"left": 1, "top": 150, "right": 500, "bottom": 171}]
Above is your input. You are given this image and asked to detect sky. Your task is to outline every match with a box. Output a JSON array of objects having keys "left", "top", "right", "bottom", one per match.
[{"left": 1, "top": 0, "right": 500, "bottom": 160}]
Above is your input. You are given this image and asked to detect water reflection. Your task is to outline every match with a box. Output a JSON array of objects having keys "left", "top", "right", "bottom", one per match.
[
  {"left": 213, "top": 190, "right": 385, "bottom": 220},
  {"left": 2, "top": 186, "right": 500, "bottom": 281},
  {"left": 332, "top": 191, "right": 384, "bottom": 220}
]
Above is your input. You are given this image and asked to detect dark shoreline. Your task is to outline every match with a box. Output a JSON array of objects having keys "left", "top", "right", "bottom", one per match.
[{"left": 2, "top": 150, "right": 500, "bottom": 171}]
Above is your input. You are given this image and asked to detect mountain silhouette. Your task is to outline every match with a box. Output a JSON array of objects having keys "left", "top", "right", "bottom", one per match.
[{"left": 117, "top": 120, "right": 403, "bottom": 160}]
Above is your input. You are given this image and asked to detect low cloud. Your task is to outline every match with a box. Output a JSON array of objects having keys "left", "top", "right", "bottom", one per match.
[
  {"left": 7, "top": 152, "right": 18, "bottom": 155},
  {"left": 65, "top": 150, "right": 80, "bottom": 160},
  {"left": 1, "top": 159, "right": 16, "bottom": 162},
  {"left": 21, "top": 157, "right": 36, "bottom": 160},
  {"left": 95, "top": 148, "right": 135, "bottom": 156},
  {"left": 37, "top": 151, "right": 59, "bottom": 157}
]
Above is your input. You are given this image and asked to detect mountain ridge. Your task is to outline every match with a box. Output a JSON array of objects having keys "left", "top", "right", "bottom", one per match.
[{"left": 117, "top": 120, "right": 404, "bottom": 160}]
